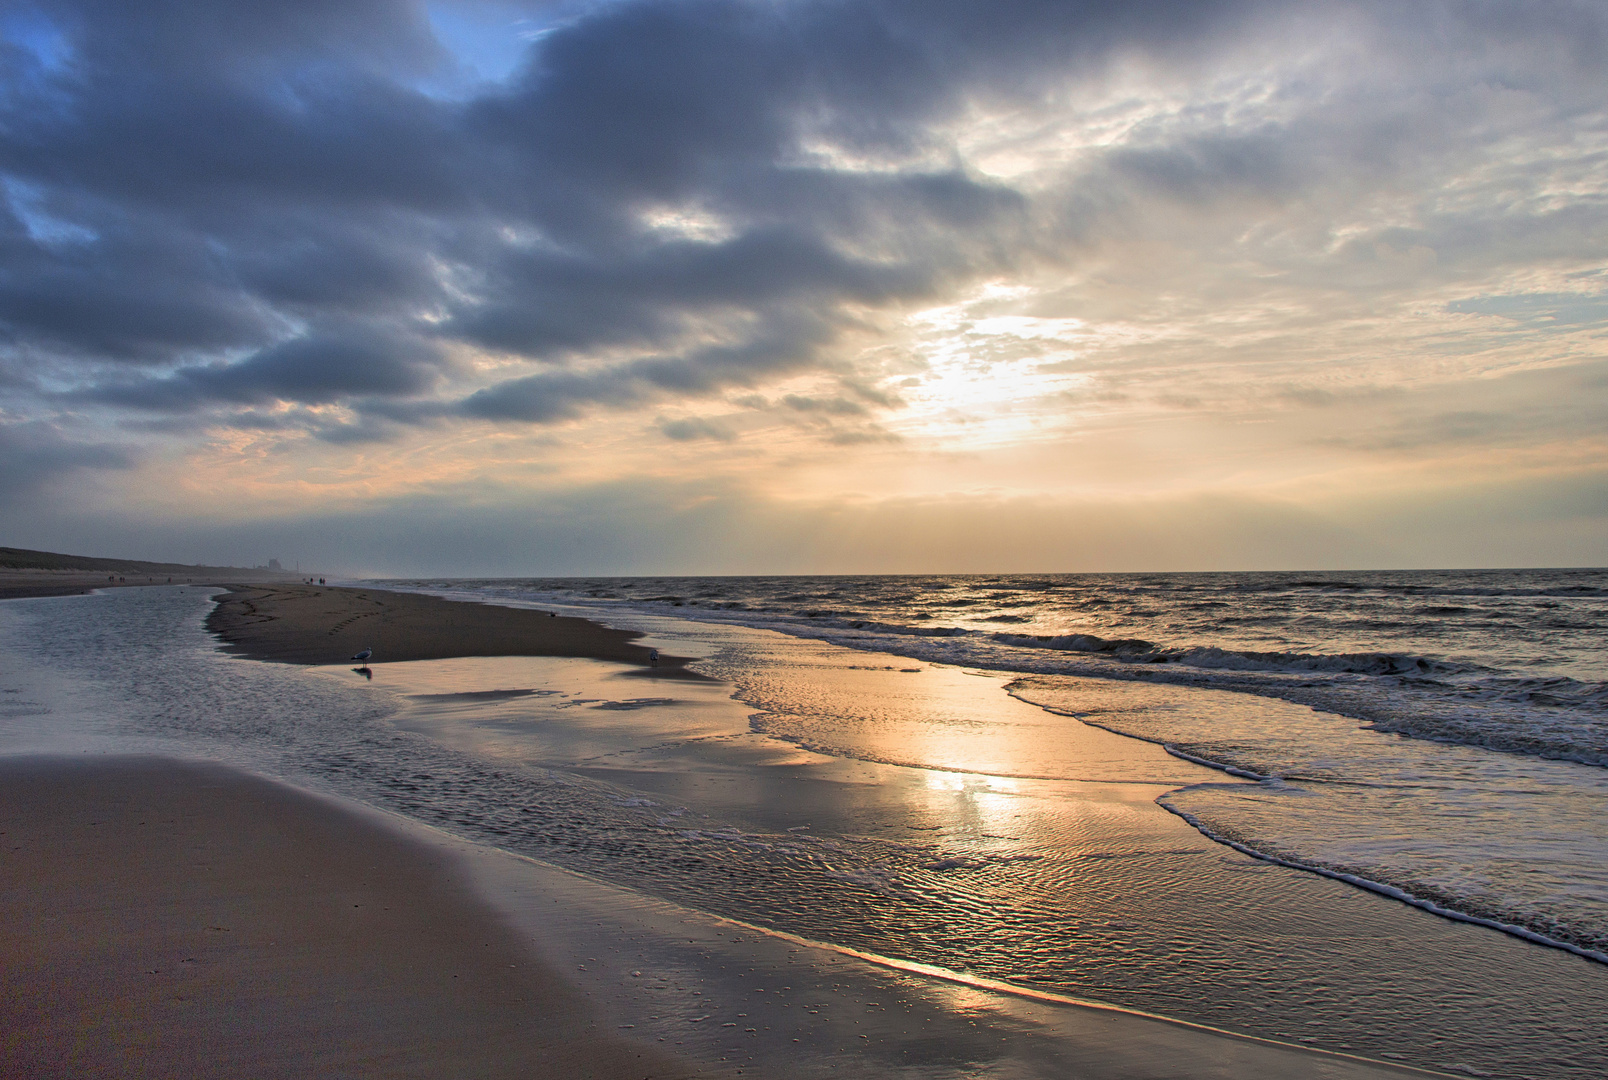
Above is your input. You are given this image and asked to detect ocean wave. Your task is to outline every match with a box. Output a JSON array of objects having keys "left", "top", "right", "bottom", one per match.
[
  {"left": 1165, "top": 645, "right": 1461, "bottom": 676},
  {"left": 1157, "top": 796, "right": 1608, "bottom": 964},
  {"left": 991, "top": 631, "right": 1152, "bottom": 653},
  {"left": 992, "top": 630, "right": 1473, "bottom": 678},
  {"left": 817, "top": 632, "right": 1604, "bottom": 766},
  {"left": 378, "top": 573, "right": 1608, "bottom": 768}
]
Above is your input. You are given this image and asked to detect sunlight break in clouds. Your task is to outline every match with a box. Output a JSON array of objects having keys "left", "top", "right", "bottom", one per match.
[{"left": 0, "top": 0, "right": 1605, "bottom": 573}]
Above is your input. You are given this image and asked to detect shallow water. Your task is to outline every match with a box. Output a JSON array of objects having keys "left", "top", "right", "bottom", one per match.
[
  {"left": 391, "top": 569, "right": 1608, "bottom": 754},
  {"left": 391, "top": 573, "right": 1608, "bottom": 961},
  {"left": 1003, "top": 676, "right": 1608, "bottom": 956},
  {"left": 2, "top": 585, "right": 1607, "bottom": 1078}
]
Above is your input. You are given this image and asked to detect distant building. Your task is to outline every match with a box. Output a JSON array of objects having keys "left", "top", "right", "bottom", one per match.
[{"left": 267, "top": 558, "right": 283, "bottom": 571}]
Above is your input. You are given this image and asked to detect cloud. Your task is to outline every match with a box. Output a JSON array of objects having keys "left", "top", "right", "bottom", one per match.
[
  {"left": 1, "top": 0, "right": 1607, "bottom": 570},
  {"left": 1448, "top": 291, "right": 1608, "bottom": 329},
  {"left": 16, "top": 465, "right": 1606, "bottom": 577},
  {"left": 657, "top": 415, "right": 736, "bottom": 442},
  {"left": 457, "top": 312, "right": 833, "bottom": 421},
  {"left": 0, "top": 0, "right": 1263, "bottom": 433},
  {"left": 0, "top": 214, "right": 283, "bottom": 361},
  {"left": 827, "top": 425, "right": 900, "bottom": 445},
  {"left": 0, "top": 419, "right": 130, "bottom": 500},
  {"left": 783, "top": 394, "right": 866, "bottom": 416},
  {"left": 1312, "top": 360, "right": 1608, "bottom": 455},
  {"left": 83, "top": 324, "right": 447, "bottom": 411}
]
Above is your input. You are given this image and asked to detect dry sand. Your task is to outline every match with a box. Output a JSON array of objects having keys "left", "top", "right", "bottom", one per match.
[
  {"left": 0, "top": 755, "right": 684, "bottom": 1079},
  {"left": 207, "top": 583, "right": 699, "bottom": 673}
]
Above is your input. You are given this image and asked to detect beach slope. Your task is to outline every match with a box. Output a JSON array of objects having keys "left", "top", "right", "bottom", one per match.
[{"left": 0, "top": 755, "right": 684, "bottom": 1079}]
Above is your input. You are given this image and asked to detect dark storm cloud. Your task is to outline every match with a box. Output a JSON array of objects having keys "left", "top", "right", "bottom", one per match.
[
  {"left": 83, "top": 325, "right": 445, "bottom": 411},
  {"left": 0, "top": 419, "right": 129, "bottom": 499},
  {"left": 227, "top": 217, "right": 451, "bottom": 317},
  {"left": 0, "top": 0, "right": 1258, "bottom": 430},
  {"left": 4, "top": 0, "right": 1606, "bottom": 449},
  {"left": 0, "top": 207, "right": 281, "bottom": 360},
  {"left": 459, "top": 311, "right": 831, "bottom": 421},
  {"left": 447, "top": 216, "right": 965, "bottom": 360}
]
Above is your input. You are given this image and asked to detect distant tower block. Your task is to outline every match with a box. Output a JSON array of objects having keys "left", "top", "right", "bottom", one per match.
[{"left": 268, "top": 558, "right": 283, "bottom": 571}]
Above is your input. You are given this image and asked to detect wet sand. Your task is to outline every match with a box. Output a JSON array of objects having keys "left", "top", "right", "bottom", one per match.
[
  {"left": 458, "top": 826, "right": 1453, "bottom": 1080},
  {"left": 0, "top": 755, "right": 684, "bottom": 1079},
  {"left": 0, "top": 754, "right": 1439, "bottom": 1080},
  {"left": 207, "top": 583, "right": 699, "bottom": 673},
  {"left": 0, "top": 569, "right": 289, "bottom": 601}
]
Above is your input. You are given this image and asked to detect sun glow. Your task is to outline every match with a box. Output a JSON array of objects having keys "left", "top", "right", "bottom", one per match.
[{"left": 883, "top": 285, "right": 1102, "bottom": 450}]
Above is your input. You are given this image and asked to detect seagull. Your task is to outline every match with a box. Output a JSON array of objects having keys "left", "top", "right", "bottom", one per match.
[{"left": 351, "top": 647, "right": 373, "bottom": 663}]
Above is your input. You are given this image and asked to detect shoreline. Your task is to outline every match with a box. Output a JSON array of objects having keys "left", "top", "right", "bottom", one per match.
[
  {"left": 1157, "top": 798, "right": 1608, "bottom": 967},
  {"left": 0, "top": 752, "right": 1445, "bottom": 1080},
  {"left": 217, "top": 579, "right": 1608, "bottom": 966},
  {"left": 404, "top": 578, "right": 1608, "bottom": 969},
  {"left": 5, "top": 583, "right": 1591, "bottom": 1077},
  {"left": 1028, "top": 696, "right": 1608, "bottom": 967},
  {"left": 0, "top": 569, "right": 295, "bottom": 601}
]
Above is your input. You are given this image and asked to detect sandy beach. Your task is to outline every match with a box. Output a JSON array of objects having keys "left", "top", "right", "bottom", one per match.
[
  {"left": 208, "top": 583, "right": 698, "bottom": 672},
  {"left": 0, "top": 569, "right": 287, "bottom": 601},
  {"left": 0, "top": 751, "right": 1437, "bottom": 1080},
  {"left": 0, "top": 585, "right": 1512, "bottom": 1077},
  {"left": 0, "top": 755, "right": 683, "bottom": 1079}
]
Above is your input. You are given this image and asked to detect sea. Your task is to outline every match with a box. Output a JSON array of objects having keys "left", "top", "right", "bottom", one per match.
[{"left": 2, "top": 568, "right": 1605, "bottom": 1078}]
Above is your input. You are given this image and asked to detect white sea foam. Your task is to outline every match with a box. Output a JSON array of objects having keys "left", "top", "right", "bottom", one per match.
[{"left": 1007, "top": 674, "right": 1608, "bottom": 957}]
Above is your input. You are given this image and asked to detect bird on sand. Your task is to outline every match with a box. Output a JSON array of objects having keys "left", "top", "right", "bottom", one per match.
[{"left": 351, "top": 647, "right": 373, "bottom": 663}]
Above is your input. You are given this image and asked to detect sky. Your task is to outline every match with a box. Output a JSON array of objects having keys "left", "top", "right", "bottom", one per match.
[{"left": 1, "top": 0, "right": 1605, "bottom": 575}]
